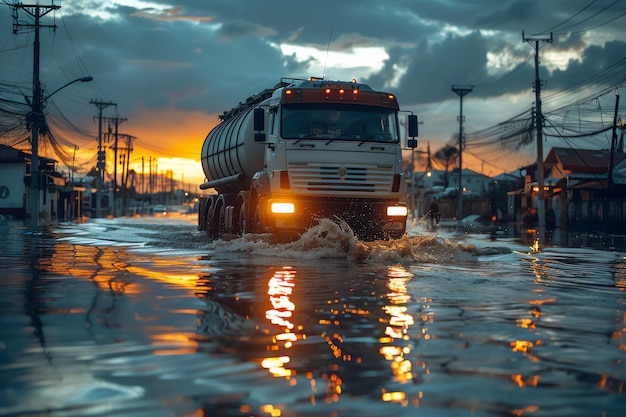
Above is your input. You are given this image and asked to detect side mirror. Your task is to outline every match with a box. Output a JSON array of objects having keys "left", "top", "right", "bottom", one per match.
[
  {"left": 407, "top": 139, "right": 418, "bottom": 149},
  {"left": 254, "top": 108, "right": 265, "bottom": 131},
  {"left": 408, "top": 114, "right": 418, "bottom": 138},
  {"left": 254, "top": 108, "right": 266, "bottom": 142}
]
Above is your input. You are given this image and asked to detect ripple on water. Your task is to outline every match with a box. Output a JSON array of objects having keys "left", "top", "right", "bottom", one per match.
[{"left": 1, "top": 217, "right": 624, "bottom": 417}]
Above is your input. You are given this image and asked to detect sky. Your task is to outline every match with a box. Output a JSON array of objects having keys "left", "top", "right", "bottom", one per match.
[{"left": 1, "top": 0, "right": 625, "bottom": 187}]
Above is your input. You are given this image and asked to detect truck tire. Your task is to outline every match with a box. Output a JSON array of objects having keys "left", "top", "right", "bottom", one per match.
[
  {"left": 203, "top": 199, "right": 214, "bottom": 238},
  {"left": 238, "top": 204, "right": 247, "bottom": 235},
  {"left": 252, "top": 201, "right": 263, "bottom": 233},
  {"left": 216, "top": 204, "right": 227, "bottom": 238}
]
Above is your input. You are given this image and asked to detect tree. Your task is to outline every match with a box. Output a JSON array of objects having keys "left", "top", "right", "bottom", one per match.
[{"left": 433, "top": 144, "right": 458, "bottom": 188}]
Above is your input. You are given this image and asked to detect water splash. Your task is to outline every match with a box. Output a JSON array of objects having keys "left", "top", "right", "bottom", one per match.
[{"left": 205, "top": 218, "right": 510, "bottom": 262}]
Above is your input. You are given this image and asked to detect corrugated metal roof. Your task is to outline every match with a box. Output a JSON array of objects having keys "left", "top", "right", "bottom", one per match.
[{"left": 545, "top": 147, "right": 625, "bottom": 174}]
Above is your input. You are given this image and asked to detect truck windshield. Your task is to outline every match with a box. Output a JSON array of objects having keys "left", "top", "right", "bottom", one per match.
[{"left": 281, "top": 104, "right": 399, "bottom": 143}]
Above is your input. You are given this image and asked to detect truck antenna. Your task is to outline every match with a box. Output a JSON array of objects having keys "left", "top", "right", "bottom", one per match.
[{"left": 322, "top": 26, "right": 333, "bottom": 81}]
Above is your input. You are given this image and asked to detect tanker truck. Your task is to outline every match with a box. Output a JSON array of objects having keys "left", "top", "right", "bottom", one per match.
[{"left": 198, "top": 77, "right": 419, "bottom": 241}]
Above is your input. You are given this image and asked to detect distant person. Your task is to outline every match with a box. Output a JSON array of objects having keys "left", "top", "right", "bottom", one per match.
[{"left": 429, "top": 200, "right": 440, "bottom": 228}]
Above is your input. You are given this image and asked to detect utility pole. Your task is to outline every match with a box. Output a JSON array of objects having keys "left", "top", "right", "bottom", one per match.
[
  {"left": 154, "top": 160, "right": 158, "bottom": 203},
  {"left": 10, "top": 2, "right": 60, "bottom": 228},
  {"left": 90, "top": 100, "right": 116, "bottom": 217},
  {"left": 149, "top": 156, "right": 153, "bottom": 204},
  {"left": 608, "top": 90, "right": 620, "bottom": 189},
  {"left": 117, "top": 134, "right": 135, "bottom": 215},
  {"left": 451, "top": 85, "right": 473, "bottom": 228},
  {"left": 523, "top": 31, "right": 552, "bottom": 233},
  {"left": 102, "top": 116, "right": 126, "bottom": 216}
]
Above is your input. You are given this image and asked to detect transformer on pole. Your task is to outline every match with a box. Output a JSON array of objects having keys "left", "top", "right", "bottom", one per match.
[{"left": 90, "top": 100, "right": 117, "bottom": 217}]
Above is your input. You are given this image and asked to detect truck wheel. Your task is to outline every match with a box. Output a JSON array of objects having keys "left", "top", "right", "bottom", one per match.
[
  {"left": 208, "top": 201, "right": 223, "bottom": 239},
  {"left": 253, "top": 202, "right": 263, "bottom": 233},
  {"left": 238, "top": 204, "right": 247, "bottom": 235},
  {"left": 204, "top": 212, "right": 213, "bottom": 238},
  {"left": 216, "top": 204, "right": 227, "bottom": 238},
  {"left": 204, "top": 203, "right": 213, "bottom": 238}
]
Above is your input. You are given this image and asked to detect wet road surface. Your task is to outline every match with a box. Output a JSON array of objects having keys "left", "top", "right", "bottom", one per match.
[{"left": 1, "top": 215, "right": 625, "bottom": 416}]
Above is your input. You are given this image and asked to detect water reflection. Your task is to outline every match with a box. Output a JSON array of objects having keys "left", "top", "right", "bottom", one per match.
[
  {"left": 1, "top": 223, "right": 154, "bottom": 416},
  {"left": 193, "top": 249, "right": 626, "bottom": 416},
  {"left": 514, "top": 227, "right": 626, "bottom": 252},
  {"left": 3, "top": 217, "right": 626, "bottom": 417},
  {"left": 517, "top": 248, "right": 626, "bottom": 397},
  {"left": 263, "top": 266, "right": 301, "bottom": 378},
  {"left": 195, "top": 262, "right": 418, "bottom": 407},
  {"left": 380, "top": 265, "right": 415, "bottom": 404}
]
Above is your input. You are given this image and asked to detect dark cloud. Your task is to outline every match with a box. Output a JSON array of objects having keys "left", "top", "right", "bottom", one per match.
[
  {"left": 216, "top": 21, "right": 277, "bottom": 41},
  {"left": 1, "top": 0, "right": 624, "bottom": 170},
  {"left": 474, "top": 0, "right": 537, "bottom": 29},
  {"left": 379, "top": 31, "right": 492, "bottom": 104}
]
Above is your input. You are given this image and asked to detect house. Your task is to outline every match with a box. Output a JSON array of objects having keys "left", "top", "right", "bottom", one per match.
[
  {"left": 544, "top": 147, "right": 623, "bottom": 188},
  {"left": 512, "top": 147, "right": 625, "bottom": 231},
  {"left": 411, "top": 167, "right": 504, "bottom": 220},
  {"left": 0, "top": 144, "right": 68, "bottom": 220}
]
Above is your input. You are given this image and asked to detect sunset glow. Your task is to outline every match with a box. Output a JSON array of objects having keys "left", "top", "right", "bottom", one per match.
[{"left": 1, "top": 0, "right": 624, "bottom": 193}]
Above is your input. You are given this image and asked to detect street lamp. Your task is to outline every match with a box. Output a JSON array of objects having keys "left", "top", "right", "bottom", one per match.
[
  {"left": 45, "top": 76, "right": 93, "bottom": 100},
  {"left": 451, "top": 85, "right": 473, "bottom": 229},
  {"left": 29, "top": 75, "right": 93, "bottom": 229}
]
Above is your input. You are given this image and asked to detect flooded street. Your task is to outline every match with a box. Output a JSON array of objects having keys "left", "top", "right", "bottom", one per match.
[{"left": 1, "top": 215, "right": 625, "bottom": 417}]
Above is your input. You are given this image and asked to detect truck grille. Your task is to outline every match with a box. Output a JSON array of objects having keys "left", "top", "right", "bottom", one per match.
[{"left": 288, "top": 163, "right": 394, "bottom": 194}]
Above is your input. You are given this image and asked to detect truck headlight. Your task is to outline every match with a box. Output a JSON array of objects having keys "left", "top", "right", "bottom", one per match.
[
  {"left": 387, "top": 205, "right": 408, "bottom": 217},
  {"left": 271, "top": 202, "right": 295, "bottom": 214}
]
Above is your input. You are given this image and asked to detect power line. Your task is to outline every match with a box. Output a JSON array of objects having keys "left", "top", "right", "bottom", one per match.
[
  {"left": 551, "top": 0, "right": 622, "bottom": 34},
  {"left": 567, "top": 10, "right": 626, "bottom": 34},
  {"left": 537, "top": 0, "right": 598, "bottom": 34}
]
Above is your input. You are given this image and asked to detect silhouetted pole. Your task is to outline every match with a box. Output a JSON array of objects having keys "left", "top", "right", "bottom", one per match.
[
  {"left": 90, "top": 100, "right": 116, "bottom": 217},
  {"left": 524, "top": 31, "right": 552, "bottom": 233},
  {"left": 120, "top": 134, "right": 135, "bottom": 215},
  {"left": 452, "top": 85, "right": 473, "bottom": 228},
  {"left": 609, "top": 90, "right": 620, "bottom": 189},
  {"left": 103, "top": 116, "right": 126, "bottom": 216},
  {"left": 10, "top": 3, "right": 60, "bottom": 228}
]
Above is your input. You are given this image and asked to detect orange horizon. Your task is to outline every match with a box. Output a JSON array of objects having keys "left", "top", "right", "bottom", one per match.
[{"left": 33, "top": 105, "right": 534, "bottom": 190}]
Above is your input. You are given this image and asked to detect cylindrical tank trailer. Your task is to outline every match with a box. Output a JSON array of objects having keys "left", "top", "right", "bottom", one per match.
[{"left": 198, "top": 78, "right": 418, "bottom": 241}]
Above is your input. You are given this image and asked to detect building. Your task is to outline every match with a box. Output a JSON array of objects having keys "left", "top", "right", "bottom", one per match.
[
  {"left": 511, "top": 147, "right": 626, "bottom": 232},
  {"left": 409, "top": 167, "right": 519, "bottom": 220},
  {"left": 0, "top": 144, "right": 69, "bottom": 220}
]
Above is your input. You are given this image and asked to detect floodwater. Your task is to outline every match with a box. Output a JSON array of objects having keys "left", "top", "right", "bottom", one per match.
[{"left": 1, "top": 214, "right": 625, "bottom": 417}]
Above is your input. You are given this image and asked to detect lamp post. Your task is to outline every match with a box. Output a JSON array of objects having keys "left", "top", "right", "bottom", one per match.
[
  {"left": 29, "top": 76, "right": 93, "bottom": 229},
  {"left": 451, "top": 85, "right": 473, "bottom": 229}
]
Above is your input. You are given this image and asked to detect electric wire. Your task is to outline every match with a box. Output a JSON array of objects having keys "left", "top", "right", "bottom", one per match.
[
  {"left": 536, "top": 0, "right": 598, "bottom": 35},
  {"left": 567, "top": 10, "right": 626, "bottom": 35},
  {"left": 550, "top": 0, "right": 622, "bottom": 35}
]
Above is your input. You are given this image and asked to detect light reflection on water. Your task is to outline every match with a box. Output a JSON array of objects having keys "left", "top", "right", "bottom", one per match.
[{"left": 0, "top": 216, "right": 625, "bottom": 417}]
